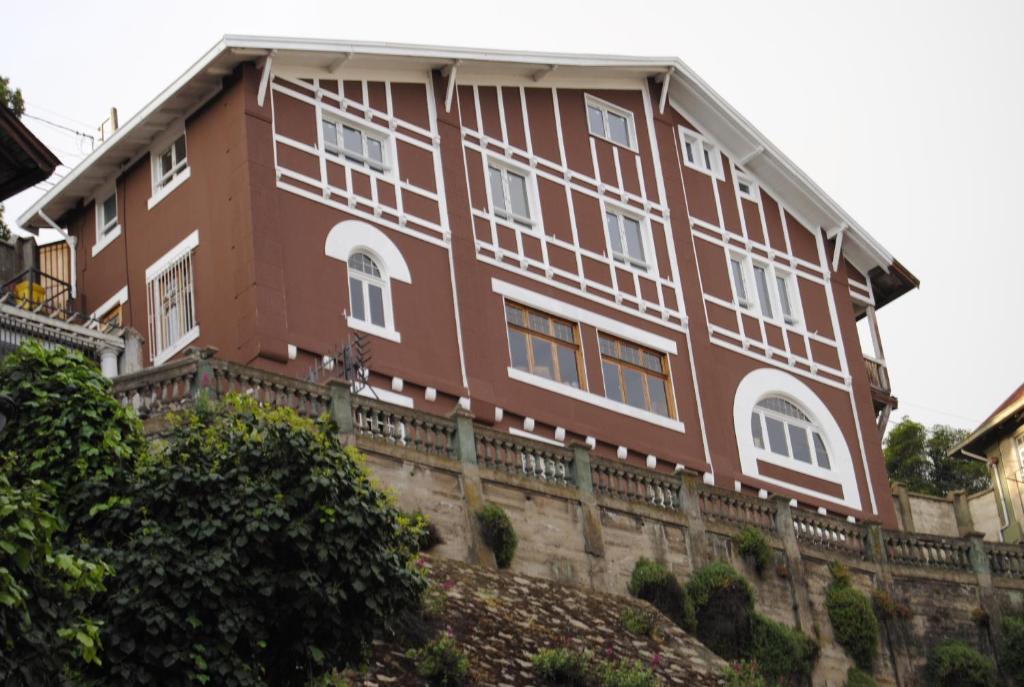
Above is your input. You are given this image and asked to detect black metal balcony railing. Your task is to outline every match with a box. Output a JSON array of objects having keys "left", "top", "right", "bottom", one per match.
[{"left": 0, "top": 267, "right": 74, "bottom": 320}]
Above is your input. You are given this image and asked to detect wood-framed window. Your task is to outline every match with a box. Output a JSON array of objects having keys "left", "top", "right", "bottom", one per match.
[
  {"left": 505, "top": 302, "right": 584, "bottom": 389},
  {"left": 585, "top": 94, "right": 636, "bottom": 149},
  {"left": 680, "top": 127, "right": 723, "bottom": 179},
  {"left": 488, "top": 161, "right": 534, "bottom": 228},
  {"left": 605, "top": 208, "right": 648, "bottom": 270},
  {"left": 750, "top": 396, "right": 831, "bottom": 469},
  {"left": 322, "top": 117, "right": 387, "bottom": 173},
  {"left": 599, "top": 334, "right": 674, "bottom": 417}
]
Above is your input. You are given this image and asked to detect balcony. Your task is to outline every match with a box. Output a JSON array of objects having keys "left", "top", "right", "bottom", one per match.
[{"left": 864, "top": 355, "right": 897, "bottom": 433}]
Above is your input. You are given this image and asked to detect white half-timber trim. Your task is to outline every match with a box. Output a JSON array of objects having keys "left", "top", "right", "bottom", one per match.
[
  {"left": 257, "top": 51, "right": 275, "bottom": 107},
  {"left": 733, "top": 368, "right": 861, "bottom": 511},
  {"left": 325, "top": 220, "right": 412, "bottom": 283},
  {"left": 356, "top": 384, "right": 414, "bottom": 408},
  {"left": 508, "top": 366, "right": 686, "bottom": 433},
  {"left": 491, "top": 278, "right": 678, "bottom": 355}
]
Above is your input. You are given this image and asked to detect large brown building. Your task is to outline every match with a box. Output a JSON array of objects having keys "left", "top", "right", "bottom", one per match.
[{"left": 18, "top": 36, "right": 917, "bottom": 526}]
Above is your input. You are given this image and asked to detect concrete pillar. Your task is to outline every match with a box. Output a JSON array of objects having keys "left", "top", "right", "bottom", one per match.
[
  {"left": 571, "top": 444, "right": 606, "bottom": 562},
  {"left": 190, "top": 346, "right": 219, "bottom": 401},
  {"left": 772, "top": 496, "right": 816, "bottom": 635},
  {"left": 327, "top": 379, "right": 354, "bottom": 436},
  {"left": 119, "top": 328, "right": 144, "bottom": 375},
  {"left": 867, "top": 524, "right": 914, "bottom": 687},
  {"left": 678, "top": 470, "right": 711, "bottom": 568},
  {"left": 99, "top": 346, "right": 119, "bottom": 379},
  {"left": 967, "top": 532, "right": 1004, "bottom": 652},
  {"left": 952, "top": 490, "right": 976, "bottom": 536},
  {"left": 891, "top": 482, "right": 915, "bottom": 532},
  {"left": 449, "top": 407, "right": 495, "bottom": 569}
]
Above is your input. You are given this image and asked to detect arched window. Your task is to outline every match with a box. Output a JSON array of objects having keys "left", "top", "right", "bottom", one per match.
[
  {"left": 348, "top": 252, "right": 389, "bottom": 329},
  {"left": 751, "top": 396, "right": 831, "bottom": 469}
]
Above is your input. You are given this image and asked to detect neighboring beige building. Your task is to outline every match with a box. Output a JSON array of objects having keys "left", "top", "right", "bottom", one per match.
[{"left": 950, "top": 382, "right": 1024, "bottom": 543}]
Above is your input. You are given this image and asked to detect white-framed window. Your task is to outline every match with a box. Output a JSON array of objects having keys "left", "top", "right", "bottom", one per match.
[
  {"left": 346, "top": 251, "right": 400, "bottom": 342},
  {"left": 680, "top": 127, "right": 723, "bottom": 179},
  {"left": 585, "top": 95, "right": 636, "bottom": 149},
  {"left": 147, "top": 125, "right": 191, "bottom": 210},
  {"left": 736, "top": 173, "right": 758, "bottom": 200},
  {"left": 751, "top": 396, "right": 831, "bottom": 469},
  {"left": 322, "top": 116, "right": 388, "bottom": 173},
  {"left": 604, "top": 207, "right": 649, "bottom": 271},
  {"left": 729, "top": 254, "right": 802, "bottom": 325},
  {"left": 92, "top": 184, "right": 121, "bottom": 256},
  {"left": 729, "top": 254, "right": 751, "bottom": 308},
  {"left": 487, "top": 159, "right": 535, "bottom": 228},
  {"left": 145, "top": 231, "right": 199, "bottom": 364}
]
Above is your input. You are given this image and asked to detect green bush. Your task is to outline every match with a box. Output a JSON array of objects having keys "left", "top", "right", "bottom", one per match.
[
  {"left": 532, "top": 647, "right": 591, "bottom": 686},
  {"left": 620, "top": 607, "right": 658, "bottom": 637},
  {"left": 844, "top": 667, "right": 877, "bottom": 687},
  {"left": 1001, "top": 616, "right": 1024, "bottom": 685},
  {"left": 825, "top": 566, "right": 878, "bottom": 670},
  {"left": 687, "top": 561, "right": 756, "bottom": 660},
  {"left": 477, "top": 503, "right": 517, "bottom": 568},
  {"left": 733, "top": 526, "right": 773, "bottom": 575},
  {"left": 414, "top": 633, "right": 471, "bottom": 686},
  {"left": 627, "top": 558, "right": 695, "bottom": 632},
  {"left": 925, "top": 640, "right": 996, "bottom": 687},
  {"left": 598, "top": 658, "right": 657, "bottom": 687},
  {"left": 751, "top": 614, "right": 817, "bottom": 686},
  {"left": 90, "top": 395, "right": 427, "bottom": 686}
]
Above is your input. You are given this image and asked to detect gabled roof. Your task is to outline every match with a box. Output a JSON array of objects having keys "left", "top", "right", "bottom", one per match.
[
  {"left": 0, "top": 105, "right": 60, "bottom": 202},
  {"left": 951, "top": 382, "right": 1024, "bottom": 458},
  {"left": 17, "top": 35, "right": 917, "bottom": 305}
]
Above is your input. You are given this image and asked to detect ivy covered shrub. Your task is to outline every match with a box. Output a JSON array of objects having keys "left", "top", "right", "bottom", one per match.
[
  {"left": 627, "top": 558, "right": 696, "bottom": 632},
  {"left": 1000, "top": 615, "right": 1024, "bottom": 685},
  {"left": 687, "top": 561, "right": 756, "bottom": 659},
  {"left": 844, "top": 667, "right": 877, "bottom": 687},
  {"left": 733, "top": 526, "right": 773, "bottom": 576},
  {"left": 620, "top": 607, "right": 658, "bottom": 637},
  {"left": 925, "top": 641, "right": 996, "bottom": 687},
  {"left": 477, "top": 503, "right": 517, "bottom": 568},
  {"left": 532, "top": 647, "right": 591, "bottom": 686},
  {"left": 0, "top": 342, "right": 143, "bottom": 526},
  {"left": 751, "top": 614, "right": 817, "bottom": 686},
  {"left": 90, "top": 395, "right": 427, "bottom": 686},
  {"left": 413, "top": 633, "right": 471, "bottom": 686},
  {"left": 825, "top": 562, "right": 878, "bottom": 670},
  {"left": 598, "top": 658, "right": 657, "bottom": 687},
  {"left": 0, "top": 474, "right": 110, "bottom": 685}
]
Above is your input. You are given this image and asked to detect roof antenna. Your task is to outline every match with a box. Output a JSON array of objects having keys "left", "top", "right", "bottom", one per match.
[{"left": 98, "top": 107, "right": 119, "bottom": 142}]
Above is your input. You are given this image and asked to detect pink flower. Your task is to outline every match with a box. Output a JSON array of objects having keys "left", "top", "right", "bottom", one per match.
[
  {"left": 442, "top": 579, "right": 456, "bottom": 591},
  {"left": 650, "top": 653, "right": 662, "bottom": 667}
]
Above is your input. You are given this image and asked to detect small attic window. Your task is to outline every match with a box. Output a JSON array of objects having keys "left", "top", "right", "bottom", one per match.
[
  {"left": 736, "top": 173, "right": 758, "bottom": 200},
  {"left": 585, "top": 94, "right": 636, "bottom": 149}
]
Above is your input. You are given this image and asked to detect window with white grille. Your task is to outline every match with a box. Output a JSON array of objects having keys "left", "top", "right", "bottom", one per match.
[{"left": 146, "top": 232, "right": 199, "bottom": 364}]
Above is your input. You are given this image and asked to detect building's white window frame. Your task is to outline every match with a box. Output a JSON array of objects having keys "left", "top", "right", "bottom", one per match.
[
  {"left": 730, "top": 253, "right": 803, "bottom": 327},
  {"left": 145, "top": 230, "right": 200, "bottom": 365},
  {"left": 486, "top": 155, "right": 539, "bottom": 230},
  {"left": 88, "top": 285, "right": 128, "bottom": 329},
  {"left": 92, "top": 183, "right": 121, "bottom": 257},
  {"left": 321, "top": 112, "right": 392, "bottom": 176},
  {"left": 736, "top": 172, "right": 758, "bottom": 201},
  {"left": 602, "top": 201, "right": 653, "bottom": 273},
  {"left": 584, "top": 94, "right": 638, "bottom": 151},
  {"left": 346, "top": 250, "right": 400, "bottom": 343},
  {"left": 750, "top": 396, "right": 832, "bottom": 470},
  {"left": 147, "top": 124, "right": 191, "bottom": 210},
  {"left": 733, "top": 368, "right": 862, "bottom": 511},
  {"left": 680, "top": 126, "right": 724, "bottom": 180}
]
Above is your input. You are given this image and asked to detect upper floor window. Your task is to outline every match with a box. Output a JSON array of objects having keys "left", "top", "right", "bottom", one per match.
[
  {"left": 488, "top": 162, "right": 534, "bottom": 228},
  {"left": 92, "top": 184, "right": 121, "bottom": 256},
  {"left": 730, "top": 254, "right": 801, "bottom": 326},
  {"left": 505, "top": 302, "right": 583, "bottom": 389},
  {"left": 585, "top": 95, "right": 635, "bottom": 148},
  {"left": 348, "top": 252, "right": 390, "bottom": 330},
  {"left": 148, "top": 126, "right": 191, "bottom": 210},
  {"left": 681, "top": 128, "right": 723, "bottom": 179},
  {"left": 605, "top": 209, "right": 648, "bottom": 270},
  {"left": 146, "top": 231, "right": 199, "bottom": 364},
  {"left": 750, "top": 396, "right": 831, "bottom": 469},
  {"left": 736, "top": 173, "right": 758, "bottom": 200},
  {"left": 599, "top": 334, "right": 673, "bottom": 417},
  {"left": 322, "top": 117, "right": 386, "bottom": 173}
]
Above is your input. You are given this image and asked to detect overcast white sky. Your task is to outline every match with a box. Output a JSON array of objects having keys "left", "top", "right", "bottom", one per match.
[{"left": 3, "top": 0, "right": 1021, "bottom": 432}]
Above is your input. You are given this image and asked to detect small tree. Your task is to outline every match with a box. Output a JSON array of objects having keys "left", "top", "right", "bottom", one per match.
[{"left": 884, "top": 418, "right": 988, "bottom": 496}]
